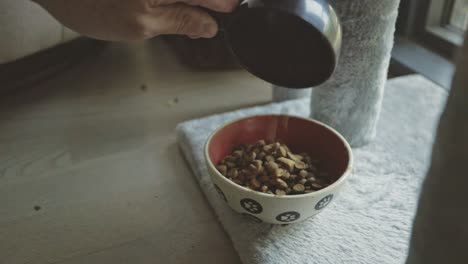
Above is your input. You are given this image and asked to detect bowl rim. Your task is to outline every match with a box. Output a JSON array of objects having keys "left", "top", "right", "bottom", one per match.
[{"left": 204, "top": 114, "right": 353, "bottom": 199}]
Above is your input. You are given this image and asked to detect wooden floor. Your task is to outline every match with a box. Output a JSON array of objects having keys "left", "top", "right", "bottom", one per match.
[{"left": 0, "top": 39, "right": 272, "bottom": 264}]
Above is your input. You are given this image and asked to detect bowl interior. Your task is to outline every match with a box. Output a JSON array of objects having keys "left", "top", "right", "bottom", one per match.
[{"left": 208, "top": 115, "right": 350, "bottom": 183}]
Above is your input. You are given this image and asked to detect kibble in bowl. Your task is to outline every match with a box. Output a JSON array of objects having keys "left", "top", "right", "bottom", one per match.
[
  {"left": 217, "top": 140, "right": 332, "bottom": 196},
  {"left": 205, "top": 115, "right": 353, "bottom": 224}
]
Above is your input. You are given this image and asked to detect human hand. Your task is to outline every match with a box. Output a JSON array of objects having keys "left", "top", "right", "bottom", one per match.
[{"left": 34, "top": 0, "right": 238, "bottom": 41}]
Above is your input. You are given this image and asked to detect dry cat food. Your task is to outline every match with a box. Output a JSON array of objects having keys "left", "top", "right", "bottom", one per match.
[{"left": 216, "top": 140, "right": 331, "bottom": 195}]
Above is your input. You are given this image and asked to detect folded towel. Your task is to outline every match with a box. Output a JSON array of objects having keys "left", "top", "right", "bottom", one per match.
[{"left": 176, "top": 75, "right": 447, "bottom": 264}]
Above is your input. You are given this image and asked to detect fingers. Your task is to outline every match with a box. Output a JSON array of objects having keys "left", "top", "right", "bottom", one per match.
[
  {"left": 151, "top": 4, "right": 218, "bottom": 38},
  {"left": 154, "top": 0, "right": 239, "bottom": 13},
  {"left": 201, "top": 0, "right": 238, "bottom": 12}
]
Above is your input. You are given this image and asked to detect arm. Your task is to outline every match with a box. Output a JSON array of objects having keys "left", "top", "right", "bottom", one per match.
[{"left": 32, "top": 0, "right": 237, "bottom": 41}]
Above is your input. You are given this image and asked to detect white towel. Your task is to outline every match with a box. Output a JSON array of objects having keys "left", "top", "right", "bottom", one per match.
[{"left": 176, "top": 75, "right": 447, "bottom": 264}]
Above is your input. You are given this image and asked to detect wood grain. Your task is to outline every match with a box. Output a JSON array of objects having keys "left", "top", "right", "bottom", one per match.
[{"left": 0, "top": 39, "right": 270, "bottom": 264}]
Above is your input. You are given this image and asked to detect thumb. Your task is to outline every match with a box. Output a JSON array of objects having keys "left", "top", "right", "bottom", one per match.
[{"left": 153, "top": 4, "right": 218, "bottom": 38}]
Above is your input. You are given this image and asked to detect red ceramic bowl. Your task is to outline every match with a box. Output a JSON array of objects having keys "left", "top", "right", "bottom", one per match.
[{"left": 205, "top": 115, "right": 353, "bottom": 224}]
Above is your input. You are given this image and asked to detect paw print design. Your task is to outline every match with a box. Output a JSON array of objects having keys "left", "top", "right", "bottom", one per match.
[
  {"left": 276, "top": 211, "right": 300, "bottom": 222},
  {"left": 214, "top": 184, "right": 227, "bottom": 203},
  {"left": 240, "top": 198, "right": 263, "bottom": 214},
  {"left": 315, "top": 194, "right": 334, "bottom": 210},
  {"left": 242, "top": 213, "right": 263, "bottom": 223}
]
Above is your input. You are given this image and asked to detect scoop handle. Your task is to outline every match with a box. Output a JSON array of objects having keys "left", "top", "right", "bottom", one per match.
[{"left": 201, "top": 1, "right": 246, "bottom": 31}]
